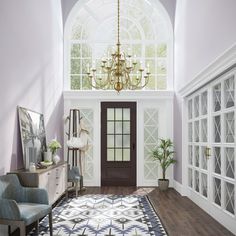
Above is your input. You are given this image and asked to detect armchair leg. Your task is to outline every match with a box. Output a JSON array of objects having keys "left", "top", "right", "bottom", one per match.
[
  {"left": 8, "top": 225, "right": 11, "bottom": 236},
  {"left": 49, "top": 211, "right": 53, "bottom": 236},
  {"left": 35, "top": 219, "right": 39, "bottom": 235},
  {"left": 75, "top": 181, "right": 78, "bottom": 198},
  {"left": 19, "top": 222, "right": 25, "bottom": 236}
]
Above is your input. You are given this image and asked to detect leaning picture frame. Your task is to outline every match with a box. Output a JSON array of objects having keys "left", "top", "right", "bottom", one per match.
[{"left": 18, "top": 106, "right": 47, "bottom": 169}]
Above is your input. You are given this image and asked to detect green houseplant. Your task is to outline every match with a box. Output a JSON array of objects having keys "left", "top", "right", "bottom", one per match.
[
  {"left": 151, "top": 138, "right": 176, "bottom": 191},
  {"left": 48, "top": 139, "right": 62, "bottom": 164}
]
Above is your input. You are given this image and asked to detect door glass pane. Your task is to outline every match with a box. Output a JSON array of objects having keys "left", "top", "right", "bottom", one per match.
[
  {"left": 201, "top": 146, "right": 207, "bottom": 170},
  {"left": 115, "top": 108, "right": 122, "bottom": 120},
  {"left": 107, "top": 135, "right": 114, "bottom": 148},
  {"left": 123, "top": 108, "right": 130, "bottom": 120},
  {"left": 107, "top": 108, "right": 114, "bottom": 120},
  {"left": 195, "top": 146, "right": 199, "bottom": 167},
  {"left": 225, "top": 148, "right": 234, "bottom": 179},
  {"left": 225, "top": 112, "right": 234, "bottom": 143},
  {"left": 188, "top": 123, "right": 192, "bottom": 142},
  {"left": 188, "top": 99, "right": 193, "bottom": 119},
  {"left": 225, "top": 182, "right": 235, "bottom": 214},
  {"left": 194, "top": 121, "right": 199, "bottom": 142},
  {"left": 107, "top": 149, "right": 114, "bottom": 161},
  {"left": 123, "top": 135, "right": 130, "bottom": 147},
  {"left": 213, "top": 83, "right": 221, "bottom": 112},
  {"left": 213, "top": 147, "right": 221, "bottom": 174},
  {"left": 214, "top": 178, "right": 221, "bottom": 206},
  {"left": 123, "top": 121, "right": 130, "bottom": 134},
  {"left": 115, "top": 149, "right": 122, "bottom": 161},
  {"left": 188, "top": 146, "right": 193, "bottom": 165},
  {"left": 195, "top": 170, "right": 199, "bottom": 192},
  {"left": 115, "top": 121, "right": 122, "bottom": 134},
  {"left": 194, "top": 96, "right": 199, "bottom": 117},
  {"left": 201, "top": 118, "right": 207, "bottom": 142},
  {"left": 107, "top": 121, "right": 114, "bottom": 134},
  {"left": 188, "top": 168, "right": 193, "bottom": 188},
  {"left": 224, "top": 76, "right": 235, "bottom": 108},
  {"left": 201, "top": 173, "right": 208, "bottom": 197},
  {"left": 201, "top": 91, "right": 208, "bottom": 115},
  {"left": 123, "top": 149, "right": 130, "bottom": 161},
  {"left": 214, "top": 115, "right": 221, "bottom": 142},
  {"left": 115, "top": 135, "right": 122, "bottom": 148}
]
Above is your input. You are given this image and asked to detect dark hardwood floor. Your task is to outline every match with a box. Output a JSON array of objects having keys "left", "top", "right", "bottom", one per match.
[
  {"left": 11, "top": 187, "right": 234, "bottom": 236},
  {"left": 81, "top": 187, "right": 234, "bottom": 236}
]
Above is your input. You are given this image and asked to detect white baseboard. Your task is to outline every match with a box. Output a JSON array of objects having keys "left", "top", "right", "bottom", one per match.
[{"left": 173, "top": 180, "right": 184, "bottom": 196}]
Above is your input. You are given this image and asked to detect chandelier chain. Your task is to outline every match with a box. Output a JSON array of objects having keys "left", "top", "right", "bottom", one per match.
[{"left": 117, "top": 0, "right": 120, "bottom": 44}]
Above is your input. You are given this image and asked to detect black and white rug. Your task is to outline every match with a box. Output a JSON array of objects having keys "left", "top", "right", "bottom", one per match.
[{"left": 31, "top": 195, "right": 167, "bottom": 236}]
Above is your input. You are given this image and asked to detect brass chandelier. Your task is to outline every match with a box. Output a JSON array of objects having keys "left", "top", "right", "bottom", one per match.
[{"left": 86, "top": 0, "right": 150, "bottom": 93}]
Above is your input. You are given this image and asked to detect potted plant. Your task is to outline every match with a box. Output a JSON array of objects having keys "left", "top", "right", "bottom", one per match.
[
  {"left": 48, "top": 139, "right": 62, "bottom": 164},
  {"left": 151, "top": 138, "right": 176, "bottom": 191}
]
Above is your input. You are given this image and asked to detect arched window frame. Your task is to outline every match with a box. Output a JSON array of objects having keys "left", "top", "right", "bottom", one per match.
[{"left": 64, "top": 0, "right": 173, "bottom": 91}]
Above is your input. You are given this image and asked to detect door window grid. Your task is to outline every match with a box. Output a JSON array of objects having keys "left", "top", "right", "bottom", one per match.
[
  {"left": 187, "top": 90, "right": 209, "bottom": 200},
  {"left": 107, "top": 108, "right": 131, "bottom": 162},
  {"left": 187, "top": 72, "right": 236, "bottom": 218}
]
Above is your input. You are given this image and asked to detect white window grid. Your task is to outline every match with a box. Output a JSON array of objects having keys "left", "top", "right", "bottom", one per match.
[{"left": 65, "top": 0, "right": 173, "bottom": 91}]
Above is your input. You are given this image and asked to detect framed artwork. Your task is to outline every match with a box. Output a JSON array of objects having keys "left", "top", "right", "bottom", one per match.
[{"left": 18, "top": 106, "right": 47, "bottom": 169}]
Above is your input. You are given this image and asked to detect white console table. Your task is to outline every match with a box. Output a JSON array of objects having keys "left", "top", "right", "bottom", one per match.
[{"left": 10, "top": 162, "right": 67, "bottom": 204}]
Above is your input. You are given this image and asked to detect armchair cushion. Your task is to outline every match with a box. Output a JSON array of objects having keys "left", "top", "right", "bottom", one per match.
[{"left": 18, "top": 203, "right": 51, "bottom": 225}]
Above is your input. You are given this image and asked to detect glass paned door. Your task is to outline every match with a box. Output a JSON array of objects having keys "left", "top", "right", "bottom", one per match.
[
  {"left": 187, "top": 89, "right": 209, "bottom": 200},
  {"left": 212, "top": 74, "right": 235, "bottom": 215},
  {"left": 187, "top": 71, "right": 236, "bottom": 227},
  {"left": 101, "top": 102, "right": 136, "bottom": 186}
]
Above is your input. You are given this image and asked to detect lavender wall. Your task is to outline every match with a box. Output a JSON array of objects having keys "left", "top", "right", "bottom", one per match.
[
  {"left": 0, "top": 0, "right": 64, "bottom": 176},
  {"left": 174, "top": 0, "right": 236, "bottom": 183}
]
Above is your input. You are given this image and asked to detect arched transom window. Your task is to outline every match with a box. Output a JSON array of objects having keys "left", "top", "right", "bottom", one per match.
[{"left": 65, "top": 0, "right": 173, "bottom": 90}]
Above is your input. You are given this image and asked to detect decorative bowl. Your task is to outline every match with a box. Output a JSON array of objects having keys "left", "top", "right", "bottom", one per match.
[{"left": 40, "top": 161, "right": 53, "bottom": 167}]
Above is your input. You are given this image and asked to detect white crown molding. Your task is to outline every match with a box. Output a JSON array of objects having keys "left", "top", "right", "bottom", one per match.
[
  {"left": 63, "top": 90, "right": 174, "bottom": 100},
  {"left": 178, "top": 43, "right": 236, "bottom": 97}
]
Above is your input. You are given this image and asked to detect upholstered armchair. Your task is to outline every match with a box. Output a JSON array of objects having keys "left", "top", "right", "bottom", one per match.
[
  {"left": 0, "top": 174, "right": 52, "bottom": 236},
  {"left": 67, "top": 166, "right": 82, "bottom": 198}
]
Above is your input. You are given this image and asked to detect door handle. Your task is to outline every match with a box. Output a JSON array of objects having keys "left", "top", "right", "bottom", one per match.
[
  {"left": 205, "top": 147, "right": 211, "bottom": 159},
  {"left": 132, "top": 143, "right": 135, "bottom": 150}
]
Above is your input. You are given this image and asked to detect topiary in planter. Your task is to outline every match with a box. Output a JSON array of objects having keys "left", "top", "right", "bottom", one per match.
[{"left": 151, "top": 138, "right": 176, "bottom": 191}]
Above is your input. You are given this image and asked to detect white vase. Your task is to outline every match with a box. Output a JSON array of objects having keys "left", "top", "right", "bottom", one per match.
[
  {"left": 44, "top": 151, "right": 52, "bottom": 162},
  {"left": 52, "top": 154, "right": 60, "bottom": 164}
]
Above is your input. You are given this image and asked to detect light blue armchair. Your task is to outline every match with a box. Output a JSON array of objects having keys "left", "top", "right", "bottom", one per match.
[{"left": 0, "top": 174, "right": 52, "bottom": 236}]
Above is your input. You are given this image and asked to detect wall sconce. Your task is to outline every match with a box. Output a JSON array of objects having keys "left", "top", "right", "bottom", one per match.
[{"left": 205, "top": 147, "right": 211, "bottom": 159}]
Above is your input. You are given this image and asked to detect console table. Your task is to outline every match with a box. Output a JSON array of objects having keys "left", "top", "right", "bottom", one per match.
[{"left": 9, "top": 162, "right": 67, "bottom": 204}]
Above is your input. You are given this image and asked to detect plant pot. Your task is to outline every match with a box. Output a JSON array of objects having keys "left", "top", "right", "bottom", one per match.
[
  {"left": 44, "top": 151, "right": 52, "bottom": 162},
  {"left": 158, "top": 179, "right": 169, "bottom": 191}
]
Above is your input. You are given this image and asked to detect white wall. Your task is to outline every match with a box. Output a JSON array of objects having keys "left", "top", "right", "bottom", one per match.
[
  {"left": 64, "top": 91, "right": 174, "bottom": 187},
  {"left": 0, "top": 1, "right": 63, "bottom": 233},
  {"left": 173, "top": 0, "right": 236, "bottom": 184}
]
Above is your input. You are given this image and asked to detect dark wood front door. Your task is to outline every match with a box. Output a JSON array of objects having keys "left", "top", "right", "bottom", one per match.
[{"left": 101, "top": 102, "right": 136, "bottom": 186}]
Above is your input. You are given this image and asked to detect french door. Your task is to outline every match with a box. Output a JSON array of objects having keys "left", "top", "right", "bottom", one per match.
[
  {"left": 187, "top": 69, "right": 236, "bottom": 232},
  {"left": 101, "top": 102, "right": 136, "bottom": 186}
]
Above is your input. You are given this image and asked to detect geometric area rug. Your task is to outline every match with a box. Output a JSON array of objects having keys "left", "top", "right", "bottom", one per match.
[{"left": 29, "top": 194, "right": 168, "bottom": 236}]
